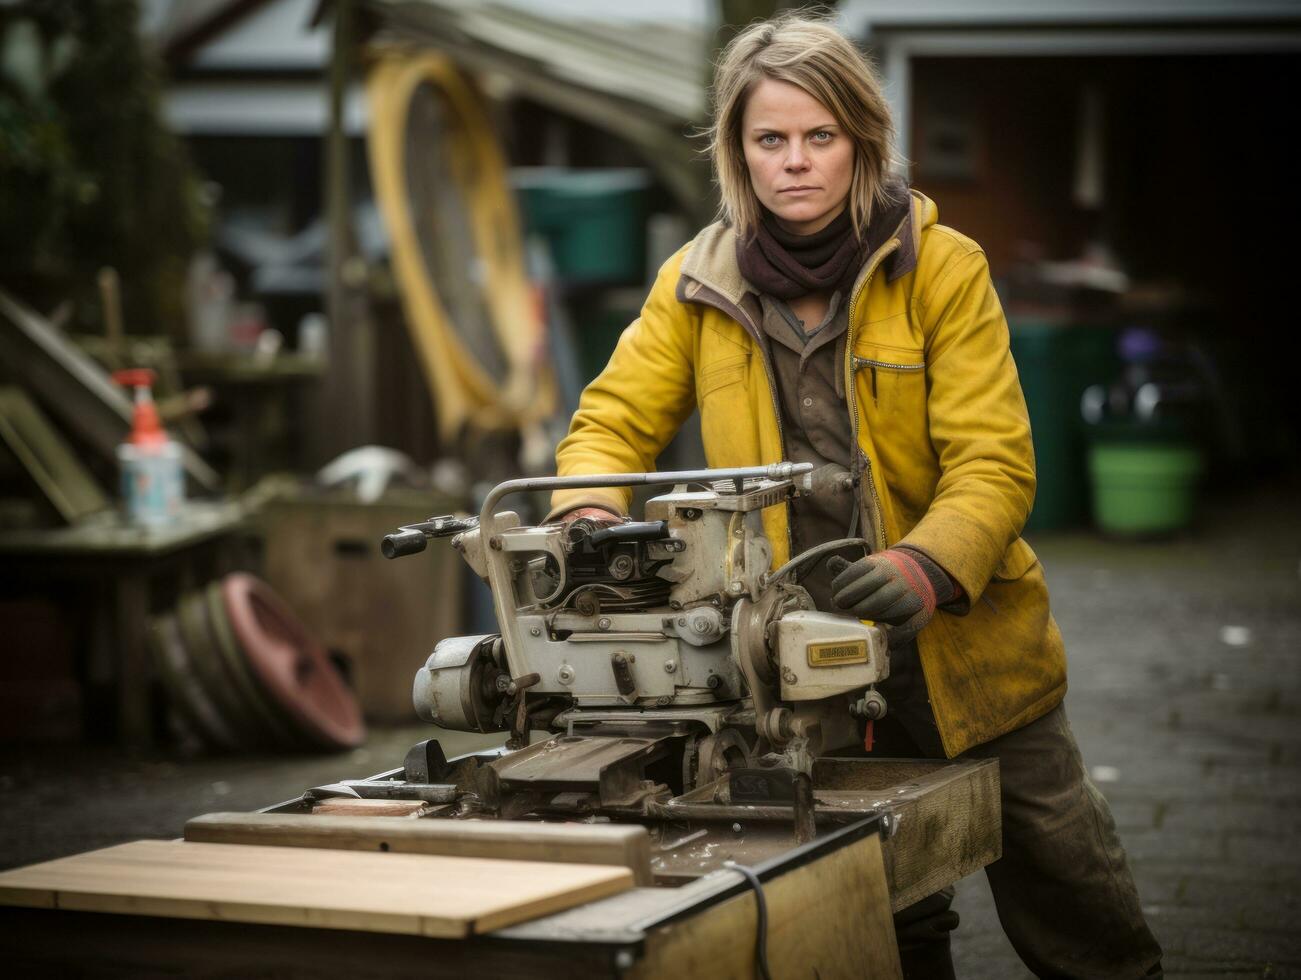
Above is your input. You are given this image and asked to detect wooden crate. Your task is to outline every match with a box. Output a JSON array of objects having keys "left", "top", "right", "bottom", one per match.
[{"left": 258, "top": 487, "right": 465, "bottom": 723}]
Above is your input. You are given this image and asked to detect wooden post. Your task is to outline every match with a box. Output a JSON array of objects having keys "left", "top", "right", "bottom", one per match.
[{"left": 320, "top": 0, "right": 375, "bottom": 463}]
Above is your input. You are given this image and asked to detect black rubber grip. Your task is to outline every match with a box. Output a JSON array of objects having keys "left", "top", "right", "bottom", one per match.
[
  {"left": 587, "top": 520, "right": 670, "bottom": 548},
  {"left": 382, "top": 529, "right": 428, "bottom": 559}
]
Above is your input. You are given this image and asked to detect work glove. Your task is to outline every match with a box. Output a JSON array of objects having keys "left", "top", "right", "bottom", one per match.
[{"left": 827, "top": 548, "right": 953, "bottom": 648}]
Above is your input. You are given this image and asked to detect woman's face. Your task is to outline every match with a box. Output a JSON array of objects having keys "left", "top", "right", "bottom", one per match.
[{"left": 741, "top": 77, "right": 853, "bottom": 236}]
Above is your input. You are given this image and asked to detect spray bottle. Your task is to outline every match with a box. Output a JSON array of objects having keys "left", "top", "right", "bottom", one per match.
[{"left": 112, "top": 369, "right": 184, "bottom": 526}]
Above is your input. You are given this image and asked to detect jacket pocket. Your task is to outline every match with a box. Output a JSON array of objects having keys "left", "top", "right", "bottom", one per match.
[
  {"left": 852, "top": 345, "right": 925, "bottom": 404},
  {"left": 697, "top": 357, "right": 748, "bottom": 399},
  {"left": 992, "top": 537, "right": 1039, "bottom": 581},
  {"left": 853, "top": 355, "right": 925, "bottom": 372}
]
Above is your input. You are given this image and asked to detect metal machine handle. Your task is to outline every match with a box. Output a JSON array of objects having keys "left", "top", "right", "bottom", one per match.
[{"left": 381, "top": 515, "right": 479, "bottom": 560}]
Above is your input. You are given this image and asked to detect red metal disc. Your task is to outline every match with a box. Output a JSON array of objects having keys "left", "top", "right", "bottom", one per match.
[{"left": 219, "top": 573, "right": 365, "bottom": 750}]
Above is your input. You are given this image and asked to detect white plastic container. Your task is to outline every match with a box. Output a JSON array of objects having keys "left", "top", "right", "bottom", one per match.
[{"left": 117, "top": 439, "right": 184, "bottom": 526}]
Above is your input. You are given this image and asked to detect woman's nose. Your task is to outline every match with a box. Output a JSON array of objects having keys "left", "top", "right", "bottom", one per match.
[{"left": 784, "top": 144, "right": 810, "bottom": 171}]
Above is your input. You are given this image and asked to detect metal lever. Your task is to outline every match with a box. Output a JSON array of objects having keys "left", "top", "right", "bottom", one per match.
[
  {"left": 586, "top": 520, "right": 670, "bottom": 548},
  {"left": 506, "top": 673, "right": 542, "bottom": 750},
  {"left": 306, "top": 780, "right": 459, "bottom": 804},
  {"left": 382, "top": 515, "right": 478, "bottom": 559}
]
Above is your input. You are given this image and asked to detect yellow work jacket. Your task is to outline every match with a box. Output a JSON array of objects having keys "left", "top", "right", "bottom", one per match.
[{"left": 551, "top": 191, "right": 1066, "bottom": 757}]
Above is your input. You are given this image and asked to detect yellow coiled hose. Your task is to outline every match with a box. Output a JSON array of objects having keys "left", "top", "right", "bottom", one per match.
[{"left": 366, "top": 53, "right": 555, "bottom": 441}]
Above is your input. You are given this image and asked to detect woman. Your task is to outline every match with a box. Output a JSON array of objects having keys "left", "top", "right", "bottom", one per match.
[{"left": 549, "top": 13, "right": 1162, "bottom": 979}]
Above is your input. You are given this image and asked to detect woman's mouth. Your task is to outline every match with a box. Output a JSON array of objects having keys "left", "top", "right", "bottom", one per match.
[{"left": 778, "top": 186, "right": 818, "bottom": 194}]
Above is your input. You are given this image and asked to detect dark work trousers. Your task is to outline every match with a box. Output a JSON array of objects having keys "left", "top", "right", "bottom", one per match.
[{"left": 874, "top": 647, "right": 1164, "bottom": 979}]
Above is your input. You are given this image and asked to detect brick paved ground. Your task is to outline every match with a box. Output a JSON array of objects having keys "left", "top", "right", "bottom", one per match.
[
  {"left": 953, "top": 486, "right": 1301, "bottom": 979},
  {"left": 1, "top": 487, "right": 1297, "bottom": 977}
]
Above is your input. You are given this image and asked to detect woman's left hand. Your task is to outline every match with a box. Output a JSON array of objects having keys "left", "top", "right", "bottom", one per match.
[{"left": 828, "top": 550, "right": 939, "bottom": 647}]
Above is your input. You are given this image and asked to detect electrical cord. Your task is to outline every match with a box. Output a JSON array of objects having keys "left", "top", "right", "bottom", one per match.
[
  {"left": 764, "top": 536, "right": 870, "bottom": 586},
  {"left": 723, "top": 860, "right": 773, "bottom": 980}
]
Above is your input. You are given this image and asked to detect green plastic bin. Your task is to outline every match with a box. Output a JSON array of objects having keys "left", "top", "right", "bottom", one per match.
[
  {"left": 513, "top": 168, "right": 651, "bottom": 284},
  {"left": 1087, "top": 432, "right": 1203, "bottom": 536},
  {"left": 1008, "top": 319, "right": 1119, "bottom": 531}
]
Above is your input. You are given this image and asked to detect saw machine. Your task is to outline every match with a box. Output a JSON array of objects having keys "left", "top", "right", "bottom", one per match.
[{"left": 278, "top": 464, "right": 996, "bottom": 888}]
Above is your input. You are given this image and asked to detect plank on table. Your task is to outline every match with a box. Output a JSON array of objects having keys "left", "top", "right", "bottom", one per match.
[
  {"left": 0, "top": 839, "right": 632, "bottom": 938},
  {"left": 187, "top": 811, "right": 654, "bottom": 885}
]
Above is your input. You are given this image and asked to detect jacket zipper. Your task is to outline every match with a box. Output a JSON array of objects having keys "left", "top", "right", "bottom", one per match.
[
  {"left": 683, "top": 286, "right": 794, "bottom": 559},
  {"left": 853, "top": 355, "right": 924, "bottom": 403},
  {"left": 846, "top": 240, "right": 901, "bottom": 553},
  {"left": 853, "top": 356, "right": 925, "bottom": 371}
]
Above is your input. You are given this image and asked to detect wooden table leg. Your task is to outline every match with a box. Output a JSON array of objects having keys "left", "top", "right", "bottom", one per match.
[{"left": 115, "top": 573, "right": 153, "bottom": 750}]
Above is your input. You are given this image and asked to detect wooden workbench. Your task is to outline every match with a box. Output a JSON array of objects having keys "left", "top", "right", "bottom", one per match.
[
  {"left": 0, "top": 501, "right": 253, "bottom": 748},
  {"left": 0, "top": 757, "right": 1001, "bottom": 977},
  {"left": 0, "top": 817, "right": 901, "bottom": 978}
]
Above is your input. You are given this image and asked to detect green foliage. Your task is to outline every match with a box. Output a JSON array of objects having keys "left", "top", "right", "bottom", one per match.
[{"left": 0, "top": 0, "right": 209, "bottom": 335}]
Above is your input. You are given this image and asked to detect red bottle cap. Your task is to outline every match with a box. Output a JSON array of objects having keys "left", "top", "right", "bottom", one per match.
[{"left": 112, "top": 368, "right": 168, "bottom": 447}]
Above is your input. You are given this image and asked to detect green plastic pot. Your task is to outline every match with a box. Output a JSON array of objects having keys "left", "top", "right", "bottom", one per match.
[
  {"left": 513, "top": 168, "right": 651, "bottom": 284},
  {"left": 1087, "top": 442, "right": 1203, "bottom": 535}
]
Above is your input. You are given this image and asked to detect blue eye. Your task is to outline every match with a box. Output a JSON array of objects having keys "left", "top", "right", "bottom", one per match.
[
  {"left": 811, "top": 131, "right": 833, "bottom": 143},
  {"left": 759, "top": 134, "right": 781, "bottom": 146}
]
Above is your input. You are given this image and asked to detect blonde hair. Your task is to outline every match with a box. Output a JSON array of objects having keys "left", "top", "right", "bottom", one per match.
[{"left": 708, "top": 11, "right": 899, "bottom": 238}]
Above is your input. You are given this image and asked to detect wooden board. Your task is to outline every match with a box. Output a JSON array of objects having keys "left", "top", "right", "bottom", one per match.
[
  {"left": 186, "top": 811, "right": 654, "bottom": 886},
  {"left": 0, "top": 385, "right": 109, "bottom": 524},
  {"left": 0, "top": 839, "right": 632, "bottom": 938}
]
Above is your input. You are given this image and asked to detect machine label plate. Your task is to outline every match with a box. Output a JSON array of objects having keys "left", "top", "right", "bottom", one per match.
[{"left": 807, "top": 639, "right": 869, "bottom": 667}]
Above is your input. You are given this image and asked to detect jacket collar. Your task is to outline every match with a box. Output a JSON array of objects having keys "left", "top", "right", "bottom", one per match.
[{"left": 678, "top": 189, "right": 928, "bottom": 311}]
